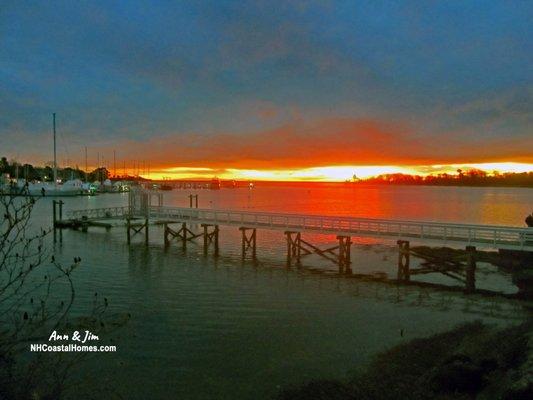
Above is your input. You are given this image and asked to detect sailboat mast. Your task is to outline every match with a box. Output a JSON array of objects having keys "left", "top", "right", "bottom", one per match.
[
  {"left": 85, "top": 146, "right": 88, "bottom": 182},
  {"left": 53, "top": 113, "right": 57, "bottom": 185}
]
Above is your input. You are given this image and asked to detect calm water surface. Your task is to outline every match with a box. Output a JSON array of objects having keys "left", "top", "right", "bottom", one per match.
[{"left": 28, "top": 185, "right": 531, "bottom": 399}]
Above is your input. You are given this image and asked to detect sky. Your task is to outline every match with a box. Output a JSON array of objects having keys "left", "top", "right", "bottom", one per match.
[{"left": 1, "top": 0, "right": 532, "bottom": 180}]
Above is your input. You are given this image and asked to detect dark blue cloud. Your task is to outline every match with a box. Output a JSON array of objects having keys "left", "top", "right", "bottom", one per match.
[{"left": 1, "top": 0, "right": 531, "bottom": 165}]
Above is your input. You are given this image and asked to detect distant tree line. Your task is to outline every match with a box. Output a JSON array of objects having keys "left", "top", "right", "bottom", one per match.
[
  {"left": 0, "top": 156, "right": 111, "bottom": 182},
  {"left": 355, "top": 169, "right": 533, "bottom": 187}
]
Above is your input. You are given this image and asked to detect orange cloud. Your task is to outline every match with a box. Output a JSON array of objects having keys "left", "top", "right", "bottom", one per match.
[{"left": 112, "top": 117, "right": 532, "bottom": 171}]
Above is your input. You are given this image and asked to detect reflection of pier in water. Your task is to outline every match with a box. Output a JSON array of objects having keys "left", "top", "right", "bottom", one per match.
[
  {"left": 76, "top": 234, "right": 525, "bottom": 322},
  {"left": 54, "top": 190, "right": 533, "bottom": 298}
]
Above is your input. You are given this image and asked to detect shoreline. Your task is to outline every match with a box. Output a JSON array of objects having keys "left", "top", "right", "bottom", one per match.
[{"left": 276, "top": 319, "right": 533, "bottom": 400}]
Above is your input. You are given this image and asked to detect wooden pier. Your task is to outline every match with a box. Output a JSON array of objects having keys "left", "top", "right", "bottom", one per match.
[{"left": 54, "top": 190, "right": 533, "bottom": 295}]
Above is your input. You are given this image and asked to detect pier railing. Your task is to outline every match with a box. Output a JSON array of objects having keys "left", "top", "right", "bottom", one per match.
[
  {"left": 64, "top": 205, "right": 533, "bottom": 250},
  {"left": 147, "top": 206, "right": 533, "bottom": 250},
  {"left": 66, "top": 206, "right": 132, "bottom": 220}
]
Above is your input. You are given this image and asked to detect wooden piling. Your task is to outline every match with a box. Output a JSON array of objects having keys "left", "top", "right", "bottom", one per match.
[
  {"left": 240, "top": 227, "right": 257, "bottom": 260},
  {"left": 188, "top": 194, "right": 198, "bottom": 208},
  {"left": 465, "top": 246, "right": 476, "bottom": 293},
  {"left": 203, "top": 224, "right": 208, "bottom": 253},
  {"left": 241, "top": 229, "right": 246, "bottom": 258},
  {"left": 57, "top": 201, "right": 64, "bottom": 243},
  {"left": 284, "top": 231, "right": 301, "bottom": 267},
  {"left": 52, "top": 200, "right": 57, "bottom": 226},
  {"left": 397, "top": 240, "right": 410, "bottom": 281},
  {"left": 286, "top": 232, "right": 291, "bottom": 265},
  {"left": 200, "top": 224, "right": 220, "bottom": 256},
  {"left": 145, "top": 218, "right": 149, "bottom": 246},
  {"left": 52, "top": 200, "right": 57, "bottom": 243},
  {"left": 164, "top": 223, "right": 169, "bottom": 247},
  {"left": 181, "top": 222, "right": 187, "bottom": 249},
  {"left": 337, "top": 236, "right": 352, "bottom": 274},
  {"left": 214, "top": 225, "right": 219, "bottom": 257},
  {"left": 338, "top": 239, "right": 344, "bottom": 273},
  {"left": 126, "top": 218, "right": 131, "bottom": 244},
  {"left": 345, "top": 237, "right": 352, "bottom": 274},
  {"left": 296, "top": 233, "right": 300, "bottom": 264},
  {"left": 163, "top": 222, "right": 208, "bottom": 252},
  {"left": 58, "top": 200, "right": 63, "bottom": 221}
]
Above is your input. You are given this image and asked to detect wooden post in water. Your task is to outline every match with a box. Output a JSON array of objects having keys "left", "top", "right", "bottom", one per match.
[
  {"left": 203, "top": 224, "right": 208, "bottom": 254},
  {"left": 241, "top": 228, "right": 246, "bottom": 258},
  {"left": 345, "top": 239, "right": 351, "bottom": 274},
  {"left": 57, "top": 200, "right": 64, "bottom": 243},
  {"left": 248, "top": 229, "right": 256, "bottom": 259},
  {"left": 181, "top": 222, "right": 187, "bottom": 249},
  {"left": 189, "top": 195, "right": 198, "bottom": 208},
  {"left": 239, "top": 227, "right": 257, "bottom": 260},
  {"left": 397, "top": 240, "right": 410, "bottom": 281},
  {"left": 164, "top": 223, "right": 169, "bottom": 247},
  {"left": 284, "top": 231, "right": 301, "bottom": 267},
  {"left": 337, "top": 236, "right": 352, "bottom": 274},
  {"left": 144, "top": 218, "right": 149, "bottom": 246},
  {"left": 126, "top": 218, "right": 131, "bottom": 244},
  {"left": 58, "top": 200, "right": 63, "bottom": 221},
  {"left": 296, "top": 233, "right": 301, "bottom": 265},
  {"left": 286, "top": 232, "right": 291, "bottom": 265},
  {"left": 465, "top": 246, "right": 476, "bottom": 293},
  {"left": 214, "top": 225, "right": 219, "bottom": 257},
  {"left": 52, "top": 200, "right": 57, "bottom": 226},
  {"left": 201, "top": 224, "right": 220, "bottom": 256},
  {"left": 52, "top": 200, "right": 57, "bottom": 243}
]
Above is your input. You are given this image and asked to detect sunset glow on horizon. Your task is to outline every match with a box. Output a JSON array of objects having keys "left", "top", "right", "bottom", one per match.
[
  {"left": 139, "top": 162, "right": 533, "bottom": 182},
  {"left": 2, "top": 2, "right": 531, "bottom": 183}
]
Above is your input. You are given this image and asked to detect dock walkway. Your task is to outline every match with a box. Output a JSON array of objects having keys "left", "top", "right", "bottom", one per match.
[{"left": 65, "top": 205, "right": 533, "bottom": 251}]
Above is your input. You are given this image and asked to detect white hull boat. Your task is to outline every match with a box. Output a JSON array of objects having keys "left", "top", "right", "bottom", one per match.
[{"left": 27, "top": 182, "right": 81, "bottom": 197}]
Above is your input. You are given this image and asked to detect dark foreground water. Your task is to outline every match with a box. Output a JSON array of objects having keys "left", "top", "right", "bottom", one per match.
[{"left": 26, "top": 185, "right": 532, "bottom": 399}]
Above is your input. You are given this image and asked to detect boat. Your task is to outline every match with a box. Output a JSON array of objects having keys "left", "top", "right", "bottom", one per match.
[
  {"left": 101, "top": 178, "right": 114, "bottom": 192},
  {"left": 81, "top": 182, "right": 98, "bottom": 195},
  {"left": 28, "top": 114, "right": 81, "bottom": 196},
  {"left": 113, "top": 181, "right": 131, "bottom": 192},
  {"left": 27, "top": 181, "right": 81, "bottom": 197}
]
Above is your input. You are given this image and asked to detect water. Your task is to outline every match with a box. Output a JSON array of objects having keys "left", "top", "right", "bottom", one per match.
[
  {"left": 23, "top": 185, "right": 533, "bottom": 399},
  {"left": 63, "top": 183, "right": 532, "bottom": 225}
]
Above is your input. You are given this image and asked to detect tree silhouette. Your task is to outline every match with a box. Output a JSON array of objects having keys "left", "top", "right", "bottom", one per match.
[{"left": 0, "top": 188, "right": 125, "bottom": 398}]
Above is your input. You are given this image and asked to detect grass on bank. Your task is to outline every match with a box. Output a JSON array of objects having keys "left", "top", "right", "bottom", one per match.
[{"left": 276, "top": 321, "right": 532, "bottom": 400}]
